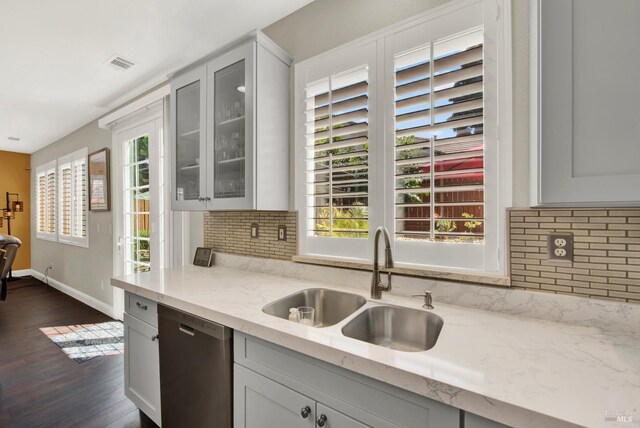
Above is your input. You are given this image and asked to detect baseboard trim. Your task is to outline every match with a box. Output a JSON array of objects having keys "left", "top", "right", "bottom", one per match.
[
  {"left": 12, "top": 269, "right": 33, "bottom": 277},
  {"left": 31, "top": 270, "right": 115, "bottom": 319}
]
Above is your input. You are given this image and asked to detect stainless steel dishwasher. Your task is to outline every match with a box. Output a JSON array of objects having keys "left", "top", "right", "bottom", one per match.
[{"left": 158, "top": 305, "right": 232, "bottom": 428}]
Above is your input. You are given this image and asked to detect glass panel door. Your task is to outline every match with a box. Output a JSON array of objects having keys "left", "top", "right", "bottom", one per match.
[
  {"left": 214, "top": 60, "right": 246, "bottom": 199},
  {"left": 124, "top": 135, "right": 151, "bottom": 273},
  {"left": 175, "top": 81, "right": 202, "bottom": 202}
]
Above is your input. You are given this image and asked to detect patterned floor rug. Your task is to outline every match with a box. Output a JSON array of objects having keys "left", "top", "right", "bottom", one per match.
[{"left": 40, "top": 321, "right": 124, "bottom": 363}]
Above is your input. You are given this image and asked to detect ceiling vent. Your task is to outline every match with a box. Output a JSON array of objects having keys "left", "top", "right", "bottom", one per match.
[
  {"left": 106, "top": 55, "right": 135, "bottom": 71},
  {"left": 7, "top": 137, "right": 20, "bottom": 142}
]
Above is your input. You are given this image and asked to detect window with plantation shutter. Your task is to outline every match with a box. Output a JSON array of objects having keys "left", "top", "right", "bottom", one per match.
[
  {"left": 305, "top": 67, "right": 370, "bottom": 239},
  {"left": 36, "top": 160, "right": 58, "bottom": 241},
  {"left": 57, "top": 148, "right": 88, "bottom": 247},
  {"left": 394, "top": 29, "right": 484, "bottom": 243},
  {"left": 296, "top": 0, "right": 511, "bottom": 273}
]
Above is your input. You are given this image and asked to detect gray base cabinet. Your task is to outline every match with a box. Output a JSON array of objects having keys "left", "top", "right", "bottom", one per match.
[
  {"left": 235, "top": 364, "right": 314, "bottom": 428},
  {"left": 123, "top": 293, "right": 161, "bottom": 426},
  {"left": 465, "top": 413, "right": 510, "bottom": 428},
  {"left": 234, "top": 332, "right": 460, "bottom": 428}
]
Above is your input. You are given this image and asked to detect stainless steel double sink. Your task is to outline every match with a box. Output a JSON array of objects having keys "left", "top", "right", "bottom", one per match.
[{"left": 262, "top": 288, "right": 443, "bottom": 352}]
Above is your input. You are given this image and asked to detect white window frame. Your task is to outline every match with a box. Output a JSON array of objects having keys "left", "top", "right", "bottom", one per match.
[
  {"left": 295, "top": 0, "right": 512, "bottom": 275},
  {"left": 35, "top": 159, "right": 58, "bottom": 242},
  {"left": 57, "top": 147, "right": 89, "bottom": 247}
]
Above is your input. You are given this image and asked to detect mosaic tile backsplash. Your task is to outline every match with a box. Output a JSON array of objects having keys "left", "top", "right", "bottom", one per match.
[
  {"left": 204, "top": 211, "right": 297, "bottom": 260},
  {"left": 509, "top": 209, "right": 640, "bottom": 303},
  {"left": 203, "top": 208, "right": 640, "bottom": 304}
]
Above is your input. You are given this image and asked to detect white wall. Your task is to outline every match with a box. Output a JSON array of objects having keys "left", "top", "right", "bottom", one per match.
[{"left": 30, "top": 120, "right": 115, "bottom": 307}]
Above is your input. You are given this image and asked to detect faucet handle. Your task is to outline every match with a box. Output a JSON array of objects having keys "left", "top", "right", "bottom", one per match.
[
  {"left": 380, "top": 272, "right": 392, "bottom": 291},
  {"left": 412, "top": 290, "right": 434, "bottom": 309}
]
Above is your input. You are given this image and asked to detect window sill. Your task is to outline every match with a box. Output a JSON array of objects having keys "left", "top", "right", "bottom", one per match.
[{"left": 291, "top": 255, "right": 511, "bottom": 287}]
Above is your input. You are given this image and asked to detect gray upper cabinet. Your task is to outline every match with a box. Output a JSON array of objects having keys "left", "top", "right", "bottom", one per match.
[
  {"left": 171, "top": 66, "right": 208, "bottom": 211},
  {"left": 170, "top": 31, "right": 291, "bottom": 211},
  {"left": 530, "top": 0, "right": 640, "bottom": 206}
]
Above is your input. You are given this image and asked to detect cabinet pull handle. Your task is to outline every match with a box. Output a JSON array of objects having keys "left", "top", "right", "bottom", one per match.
[
  {"left": 317, "top": 414, "right": 327, "bottom": 427},
  {"left": 300, "top": 406, "right": 311, "bottom": 419},
  {"left": 178, "top": 324, "right": 195, "bottom": 336},
  {"left": 136, "top": 302, "right": 148, "bottom": 310},
  {"left": 151, "top": 334, "right": 159, "bottom": 342}
]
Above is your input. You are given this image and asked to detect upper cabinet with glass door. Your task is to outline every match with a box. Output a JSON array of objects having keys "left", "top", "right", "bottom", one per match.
[
  {"left": 170, "top": 31, "right": 291, "bottom": 211},
  {"left": 171, "top": 66, "right": 207, "bottom": 210}
]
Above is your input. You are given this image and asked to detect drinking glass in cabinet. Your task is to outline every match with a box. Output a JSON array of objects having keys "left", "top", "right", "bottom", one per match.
[
  {"left": 214, "top": 59, "right": 246, "bottom": 199},
  {"left": 175, "top": 81, "right": 201, "bottom": 201}
]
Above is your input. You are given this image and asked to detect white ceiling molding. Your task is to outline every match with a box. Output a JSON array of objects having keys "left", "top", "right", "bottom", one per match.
[{"left": 98, "top": 84, "right": 170, "bottom": 129}]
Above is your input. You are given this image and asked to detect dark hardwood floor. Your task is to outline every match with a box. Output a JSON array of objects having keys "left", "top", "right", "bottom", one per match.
[{"left": 0, "top": 277, "right": 157, "bottom": 428}]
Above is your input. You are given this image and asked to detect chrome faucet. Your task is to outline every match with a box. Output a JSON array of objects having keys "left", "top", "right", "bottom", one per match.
[{"left": 371, "top": 226, "right": 394, "bottom": 299}]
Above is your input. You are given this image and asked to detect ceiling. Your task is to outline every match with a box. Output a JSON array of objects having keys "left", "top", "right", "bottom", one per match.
[{"left": 0, "top": 0, "right": 312, "bottom": 154}]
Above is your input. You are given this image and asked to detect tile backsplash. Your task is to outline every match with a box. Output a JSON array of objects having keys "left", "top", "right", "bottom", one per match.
[
  {"left": 203, "top": 211, "right": 297, "bottom": 260},
  {"left": 203, "top": 208, "right": 640, "bottom": 304},
  {"left": 509, "top": 209, "right": 640, "bottom": 303}
]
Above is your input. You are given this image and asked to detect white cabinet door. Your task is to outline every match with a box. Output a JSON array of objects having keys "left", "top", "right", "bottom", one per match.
[
  {"left": 124, "top": 313, "right": 161, "bottom": 426},
  {"left": 206, "top": 41, "right": 256, "bottom": 210},
  {"left": 531, "top": 0, "right": 640, "bottom": 206},
  {"left": 234, "top": 364, "right": 315, "bottom": 428},
  {"left": 170, "top": 65, "right": 208, "bottom": 211}
]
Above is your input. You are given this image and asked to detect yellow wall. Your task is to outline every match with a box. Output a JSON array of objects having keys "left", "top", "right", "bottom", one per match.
[{"left": 0, "top": 150, "right": 31, "bottom": 269}]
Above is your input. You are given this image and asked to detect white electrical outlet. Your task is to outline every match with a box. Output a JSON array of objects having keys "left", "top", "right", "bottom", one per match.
[
  {"left": 548, "top": 233, "right": 573, "bottom": 261},
  {"left": 554, "top": 238, "right": 566, "bottom": 247},
  {"left": 278, "top": 225, "right": 287, "bottom": 241}
]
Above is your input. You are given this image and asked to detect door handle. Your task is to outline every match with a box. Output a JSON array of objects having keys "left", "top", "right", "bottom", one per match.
[
  {"left": 317, "top": 414, "right": 327, "bottom": 427},
  {"left": 178, "top": 324, "right": 195, "bottom": 336}
]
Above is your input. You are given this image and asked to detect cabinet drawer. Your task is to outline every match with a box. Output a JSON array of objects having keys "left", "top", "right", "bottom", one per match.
[
  {"left": 235, "top": 332, "right": 459, "bottom": 428},
  {"left": 125, "top": 292, "right": 158, "bottom": 326}
]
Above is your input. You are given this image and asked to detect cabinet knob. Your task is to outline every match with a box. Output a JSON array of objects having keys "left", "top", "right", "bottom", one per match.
[
  {"left": 151, "top": 334, "right": 159, "bottom": 342},
  {"left": 136, "top": 302, "right": 148, "bottom": 310},
  {"left": 300, "top": 406, "right": 311, "bottom": 419},
  {"left": 317, "top": 414, "right": 327, "bottom": 427}
]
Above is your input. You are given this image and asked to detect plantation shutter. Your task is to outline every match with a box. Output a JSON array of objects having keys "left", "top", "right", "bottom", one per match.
[
  {"left": 73, "top": 157, "right": 87, "bottom": 239},
  {"left": 304, "top": 67, "right": 370, "bottom": 238},
  {"left": 59, "top": 161, "right": 72, "bottom": 237},
  {"left": 36, "top": 160, "right": 58, "bottom": 241},
  {"left": 37, "top": 173, "right": 46, "bottom": 234},
  {"left": 394, "top": 29, "right": 484, "bottom": 242},
  {"left": 46, "top": 168, "right": 57, "bottom": 235},
  {"left": 57, "top": 148, "right": 88, "bottom": 246}
]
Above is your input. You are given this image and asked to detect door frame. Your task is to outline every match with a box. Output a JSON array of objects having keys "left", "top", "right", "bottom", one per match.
[{"left": 111, "top": 100, "right": 170, "bottom": 320}]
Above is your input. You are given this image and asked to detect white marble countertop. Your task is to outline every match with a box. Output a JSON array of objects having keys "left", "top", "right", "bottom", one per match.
[{"left": 111, "top": 265, "right": 640, "bottom": 428}]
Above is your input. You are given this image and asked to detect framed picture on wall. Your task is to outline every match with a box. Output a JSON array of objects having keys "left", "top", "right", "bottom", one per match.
[{"left": 88, "top": 148, "right": 110, "bottom": 211}]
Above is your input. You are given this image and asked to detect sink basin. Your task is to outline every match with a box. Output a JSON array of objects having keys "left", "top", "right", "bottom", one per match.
[
  {"left": 262, "top": 288, "right": 367, "bottom": 327},
  {"left": 341, "top": 306, "right": 443, "bottom": 352}
]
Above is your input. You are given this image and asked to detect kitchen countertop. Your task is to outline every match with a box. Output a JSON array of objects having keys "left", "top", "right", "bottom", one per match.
[{"left": 112, "top": 265, "right": 640, "bottom": 428}]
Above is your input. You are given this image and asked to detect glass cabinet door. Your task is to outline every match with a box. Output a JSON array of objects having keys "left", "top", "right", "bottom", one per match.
[
  {"left": 174, "top": 74, "right": 205, "bottom": 208},
  {"left": 213, "top": 60, "right": 246, "bottom": 200}
]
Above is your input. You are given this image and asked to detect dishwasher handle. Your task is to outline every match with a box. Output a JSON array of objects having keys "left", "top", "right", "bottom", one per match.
[{"left": 179, "top": 323, "right": 196, "bottom": 336}]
